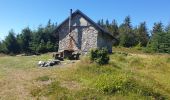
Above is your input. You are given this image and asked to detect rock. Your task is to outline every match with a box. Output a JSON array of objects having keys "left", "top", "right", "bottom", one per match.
[
  {"left": 38, "top": 60, "right": 61, "bottom": 67},
  {"left": 53, "top": 60, "right": 61, "bottom": 64},
  {"left": 38, "top": 61, "right": 45, "bottom": 66},
  {"left": 44, "top": 62, "right": 49, "bottom": 67}
]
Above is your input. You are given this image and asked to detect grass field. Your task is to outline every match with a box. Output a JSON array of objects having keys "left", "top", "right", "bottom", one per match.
[{"left": 0, "top": 48, "right": 170, "bottom": 100}]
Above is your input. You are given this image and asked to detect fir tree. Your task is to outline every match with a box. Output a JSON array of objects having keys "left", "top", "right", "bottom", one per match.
[
  {"left": 18, "top": 27, "right": 32, "bottom": 53},
  {"left": 4, "top": 30, "right": 20, "bottom": 54},
  {"left": 135, "top": 22, "right": 149, "bottom": 46},
  {"left": 119, "top": 16, "right": 137, "bottom": 47}
]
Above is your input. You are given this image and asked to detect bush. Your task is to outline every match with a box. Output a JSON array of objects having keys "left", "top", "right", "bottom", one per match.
[
  {"left": 94, "top": 73, "right": 130, "bottom": 94},
  {"left": 89, "top": 48, "right": 110, "bottom": 65}
]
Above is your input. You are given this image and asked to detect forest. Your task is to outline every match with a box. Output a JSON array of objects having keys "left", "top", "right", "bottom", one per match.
[{"left": 0, "top": 16, "right": 170, "bottom": 54}]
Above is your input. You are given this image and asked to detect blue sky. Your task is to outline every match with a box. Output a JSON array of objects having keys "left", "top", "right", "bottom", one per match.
[{"left": 0, "top": 0, "right": 170, "bottom": 40}]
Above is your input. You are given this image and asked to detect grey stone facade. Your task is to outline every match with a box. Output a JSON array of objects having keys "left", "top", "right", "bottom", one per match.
[{"left": 54, "top": 10, "right": 115, "bottom": 54}]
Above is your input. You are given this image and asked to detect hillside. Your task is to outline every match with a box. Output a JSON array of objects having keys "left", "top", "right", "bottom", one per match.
[{"left": 0, "top": 48, "right": 170, "bottom": 100}]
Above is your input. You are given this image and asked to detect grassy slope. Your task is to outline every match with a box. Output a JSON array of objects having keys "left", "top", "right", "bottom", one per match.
[{"left": 0, "top": 48, "right": 170, "bottom": 100}]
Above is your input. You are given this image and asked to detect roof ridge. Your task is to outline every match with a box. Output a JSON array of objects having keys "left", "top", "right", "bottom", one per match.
[{"left": 54, "top": 9, "right": 114, "bottom": 38}]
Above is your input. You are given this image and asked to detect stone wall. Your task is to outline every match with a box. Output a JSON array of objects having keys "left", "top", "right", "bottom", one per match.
[
  {"left": 81, "top": 26, "right": 98, "bottom": 52},
  {"left": 58, "top": 13, "right": 98, "bottom": 53},
  {"left": 97, "top": 32, "right": 113, "bottom": 53},
  {"left": 57, "top": 13, "right": 113, "bottom": 53}
]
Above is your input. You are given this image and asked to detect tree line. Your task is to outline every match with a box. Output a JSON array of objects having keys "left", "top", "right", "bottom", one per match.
[
  {"left": 98, "top": 16, "right": 170, "bottom": 53},
  {"left": 0, "top": 16, "right": 170, "bottom": 55},
  {"left": 0, "top": 20, "right": 58, "bottom": 55}
]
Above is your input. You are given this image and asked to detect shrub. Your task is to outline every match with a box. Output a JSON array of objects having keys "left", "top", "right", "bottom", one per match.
[
  {"left": 89, "top": 48, "right": 110, "bottom": 65},
  {"left": 94, "top": 73, "right": 130, "bottom": 94}
]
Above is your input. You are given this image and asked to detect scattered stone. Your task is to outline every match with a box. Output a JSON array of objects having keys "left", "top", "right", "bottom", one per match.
[
  {"left": 38, "top": 60, "right": 61, "bottom": 67},
  {"left": 38, "top": 61, "right": 45, "bottom": 67}
]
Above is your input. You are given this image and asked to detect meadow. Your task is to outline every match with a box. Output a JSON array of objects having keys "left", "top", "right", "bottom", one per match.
[{"left": 0, "top": 48, "right": 170, "bottom": 100}]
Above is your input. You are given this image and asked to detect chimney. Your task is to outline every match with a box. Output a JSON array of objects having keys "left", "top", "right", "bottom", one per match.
[{"left": 69, "top": 9, "right": 72, "bottom": 33}]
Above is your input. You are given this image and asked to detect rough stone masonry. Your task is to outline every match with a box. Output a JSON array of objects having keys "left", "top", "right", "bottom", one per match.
[{"left": 54, "top": 9, "right": 115, "bottom": 55}]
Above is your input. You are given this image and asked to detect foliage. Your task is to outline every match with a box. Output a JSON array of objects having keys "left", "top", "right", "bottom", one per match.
[
  {"left": 90, "top": 48, "right": 110, "bottom": 65},
  {"left": 97, "top": 18, "right": 168, "bottom": 54},
  {"left": 0, "top": 20, "right": 58, "bottom": 55},
  {"left": 135, "top": 22, "right": 149, "bottom": 47},
  {"left": 0, "top": 17, "right": 170, "bottom": 55},
  {"left": 147, "top": 22, "right": 170, "bottom": 53},
  {"left": 119, "top": 16, "right": 137, "bottom": 47},
  {"left": 17, "top": 27, "right": 32, "bottom": 53},
  {"left": 94, "top": 73, "right": 130, "bottom": 94},
  {"left": 2, "top": 30, "right": 20, "bottom": 54}
]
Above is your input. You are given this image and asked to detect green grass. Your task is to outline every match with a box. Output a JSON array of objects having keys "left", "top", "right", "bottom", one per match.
[
  {"left": 0, "top": 49, "right": 170, "bottom": 100},
  {"left": 36, "top": 75, "right": 50, "bottom": 82}
]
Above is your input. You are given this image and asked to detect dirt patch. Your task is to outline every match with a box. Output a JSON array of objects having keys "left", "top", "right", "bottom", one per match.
[{"left": 0, "top": 68, "right": 51, "bottom": 100}]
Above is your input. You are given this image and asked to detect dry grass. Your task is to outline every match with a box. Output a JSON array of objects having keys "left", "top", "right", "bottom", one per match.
[{"left": 0, "top": 50, "right": 170, "bottom": 99}]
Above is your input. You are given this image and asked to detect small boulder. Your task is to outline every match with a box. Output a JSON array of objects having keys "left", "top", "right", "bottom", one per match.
[
  {"left": 53, "top": 60, "right": 61, "bottom": 64},
  {"left": 38, "top": 60, "right": 61, "bottom": 67},
  {"left": 38, "top": 61, "right": 45, "bottom": 67}
]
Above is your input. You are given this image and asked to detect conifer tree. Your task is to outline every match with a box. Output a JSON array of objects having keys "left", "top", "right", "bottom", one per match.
[
  {"left": 135, "top": 22, "right": 149, "bottom": 46},
  {"left": 4, "top": 30, "right": 20, "bottom": 54},
  {"left": 111, "top": 19, "right": 119, "bottom": 38},
  {"left": 119, "top": 16, "right": 137, "bottom": 47},
  {"left": 18, "top": 27, "right": 32, "bottom": 53},
  {"left": 147, "top": 22, "right": 170, "bottom": 53}
]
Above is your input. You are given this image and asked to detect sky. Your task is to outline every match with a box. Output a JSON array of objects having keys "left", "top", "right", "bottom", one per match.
[{"left": 0, "top": 0, "right": 170, "bottom": 40}]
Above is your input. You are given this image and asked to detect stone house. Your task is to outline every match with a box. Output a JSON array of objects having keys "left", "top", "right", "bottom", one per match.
[{"left": 54, "top": 9, "right": 115, "bottom": 55}]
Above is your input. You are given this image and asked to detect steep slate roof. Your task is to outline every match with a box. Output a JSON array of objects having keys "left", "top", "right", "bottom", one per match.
[{"left": 54, "top": 9, "right": 114, "bottom": 38}]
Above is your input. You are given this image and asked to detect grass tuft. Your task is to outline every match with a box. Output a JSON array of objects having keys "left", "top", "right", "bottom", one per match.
[{"left": 36, "top": 75, "right": 50, "bottom": 81}]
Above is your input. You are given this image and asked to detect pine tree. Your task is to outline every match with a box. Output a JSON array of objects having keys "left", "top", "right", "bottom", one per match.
[
  {"left": 119, "top": 16, "right": 137, "bottom": 47},
  {"left": 106, "top": 19, "right": 109, "bottom": 27},
  {"left": 46, "top": 41, "right": 54, "bottom": 52},
  {"left": 18, "top": 27, "right": 32, "bottom": 53},
  {"left": 37, "top": 39, "right": 46, "bottom": 53},
  {"left": 105, "top": 19, "right": 110, "bottom": 32},
  {"left": 4, "top": 30, "right": 20, "bottom": 54},
  {"left": 0, "top": 41, "right": 8, "bottom": 53},
  {"left": 101, "top": 19, "right": 104, "bottom": 28},
  {"left": 97, "top": 20, "right": 101, "bottom": 26},
  {"left": 135, "top": 22, "right": 149, "bottom": 46},
  {"left": 111, "top": 19, "right": 119, "bottom": 38},
  {"left": 147, "top": 22, "right": 170, "bottom": 53},
  {"left": 165, "top": 23, "right": 170, "bottom": 33},
  {"left": 152, "top": 22, "right": 164, "bottom": 35}
]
